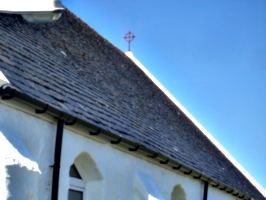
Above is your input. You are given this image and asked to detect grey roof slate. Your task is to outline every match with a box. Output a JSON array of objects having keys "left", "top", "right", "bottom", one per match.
[{"left": 0, "top": 9, "right": 265, "bottom": 200}]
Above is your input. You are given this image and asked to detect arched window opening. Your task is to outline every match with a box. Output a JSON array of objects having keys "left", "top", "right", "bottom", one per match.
[
  {"left": 171, "top": 185, "right": 186, "bottom": 200},
  {"left": 68, "top": 164, "right": 85, "bottom": 200},
  {"left": 133, "top": 171, "right": 164, "bottom": 200},
  {"left": 68, "top": 152, "right": 103, "bottom": 200},
  {"left": 70, "top": 164, "right": 82, "bottom": 179}
]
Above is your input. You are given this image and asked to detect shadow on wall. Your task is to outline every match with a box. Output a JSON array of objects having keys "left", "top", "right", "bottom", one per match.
[
  {"left": 74, "top": 152, "right": 103, "bottom": 182},
  {"left": 0, "top": 129, "right": 40, "bottom": 172},
  {"left": 0, "top": 115, "right": 37, "bottom": 164},
  {"left": 6, "top": 165, "right": 40, "bottom": 200},
  {"left": 134, "top": 171, "right": 164, "bottom": 200},
  {"left": 171, "top": 185, "right": 186, "bottom": 200}
]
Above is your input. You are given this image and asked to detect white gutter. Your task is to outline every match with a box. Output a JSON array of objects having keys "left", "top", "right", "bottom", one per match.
[{"left": 125, "top": 51, "right": 266, "bottom": 197}]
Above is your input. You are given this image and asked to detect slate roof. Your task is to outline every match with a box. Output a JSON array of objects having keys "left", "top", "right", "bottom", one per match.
[{"left": 0, "top": 9, "right": 265, "bottom": 200}]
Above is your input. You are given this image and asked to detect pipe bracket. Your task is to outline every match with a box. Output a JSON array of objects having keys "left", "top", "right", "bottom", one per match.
[
  {"left": 65, "top": 117, "right": 77, "bottom": 125},
  {"left": 212, "top": 183, "right": 219, "bottom": 187},
  {"left": 219, "top": 186, "right": 226, "bottom": 190},
  {"left": 193, "top": 174, "right": 202, "bottom": 179},
  {"left": 147, "top": 152, "right": 159, "bottom": 158},
  {"left": 90, "top": 128, "right": 101, "bottom": 136},
  {"left": 173, "top": 164, "right": 182, "bottom": 170},
  {"left": 111, "top": 137, "right": 122, "bottom": 144},
  {"left": 183, "top": 169, "right": 192, "bottom": 175},
  {"left": 226, "top": 188, "right": 233, "bottom": 193},
  {"left": 36, "top": 104, "right": 49, "bottom": 114},
  {"left": 160, "top": 158, "right": 169, "bottom": 164},
  {"left": 129, "top": 145, "right": 139, "bottom": 151},
  {"left": 233, "top": 191, "right": 239, "bottom": 196}
]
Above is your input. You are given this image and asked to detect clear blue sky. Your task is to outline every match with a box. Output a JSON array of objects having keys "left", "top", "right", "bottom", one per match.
[{"left": 63, "top": 0, "right": 266, "bottom": 191}]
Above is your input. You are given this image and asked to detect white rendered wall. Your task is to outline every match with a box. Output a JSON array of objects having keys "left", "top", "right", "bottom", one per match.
[
  {"left": 208, "top": 186, "right": 239, "bottom": 200},
  {"left": 0, "top": 102, "right": 56, "bottom": 200},
  {"left": 0, "top": 101, "right": 242, "bottom": 200},
  {"left": 60, "top": 128, "right": 203, "bottom": 200}
]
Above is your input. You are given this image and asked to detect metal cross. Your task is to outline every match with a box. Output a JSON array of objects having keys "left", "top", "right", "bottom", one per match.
[{"left": 124, "top": 31, "right": 135, "bottom": 51}]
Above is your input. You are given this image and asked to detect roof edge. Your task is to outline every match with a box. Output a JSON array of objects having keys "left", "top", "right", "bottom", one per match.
[
  {"left": 125, "top": 51, "right": 266, "bottom": 198},
  {"left": 0, "top": 84, "right": 256, "bottom": 200}
]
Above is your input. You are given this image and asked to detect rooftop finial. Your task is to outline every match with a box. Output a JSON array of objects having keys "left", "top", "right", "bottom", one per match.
[{"left": 124, "top": 31, "right": 135, "bottom": 51}]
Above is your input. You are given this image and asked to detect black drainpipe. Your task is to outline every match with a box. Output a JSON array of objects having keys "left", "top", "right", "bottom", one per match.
[
  {"left": 203, "top": 181, "right": 209, "bottom": 200},
  {"left": 51, "top": 118, "right": 65, "bottom": 200}
]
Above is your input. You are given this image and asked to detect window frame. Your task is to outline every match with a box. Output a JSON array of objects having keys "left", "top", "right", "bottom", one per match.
[
  {"left": 69, "top": 177, "right": 85, "bottom": 191},
  {"left": 69, "top": 168, "right": 85, "bottom": 200}
]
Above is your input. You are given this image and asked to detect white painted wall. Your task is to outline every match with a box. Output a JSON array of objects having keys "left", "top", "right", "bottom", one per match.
[
  {"left": 0, "top": 102, "right": 56, "bottom": 200},
  {"left": 208, "top": 186, "right": 238, "bottom": 200},
  {"left": 0, "top": 101, "right": 241, "bottom": 200}
]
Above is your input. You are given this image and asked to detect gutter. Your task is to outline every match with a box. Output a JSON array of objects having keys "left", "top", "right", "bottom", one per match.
[{"left": 0, "top": 85, "right": 254, "bottom": 200}]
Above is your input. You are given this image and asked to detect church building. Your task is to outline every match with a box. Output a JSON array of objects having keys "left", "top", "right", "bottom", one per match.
[{"left": 0, "top": 3, "right": 265, "bottom": 200}]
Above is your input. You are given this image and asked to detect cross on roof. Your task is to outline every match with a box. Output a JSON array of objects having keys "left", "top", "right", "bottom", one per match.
[{"left": 124, "top": 31, "right": 135, "bottom": 51}]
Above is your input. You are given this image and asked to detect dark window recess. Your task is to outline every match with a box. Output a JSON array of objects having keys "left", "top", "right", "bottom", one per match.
[
  {"left": 69, "top": 164, "right": 82, "bottom": 179},
  {"left": 68, "top": 189, "right": 83, "bottom": 200}
]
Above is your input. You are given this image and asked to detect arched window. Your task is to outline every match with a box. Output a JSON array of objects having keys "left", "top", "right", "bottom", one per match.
[
  {"left": 171, "top": 185, "right": 186, "bottom": 200},
  {"left": 133, "top": 171, "right": 164, "bottom": 200},
  {"left": 68, "top": 164, "right": 85, "bottom": 200},
  {"left": 68, "top": 152, "right": 103, "bottom": 200}
]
